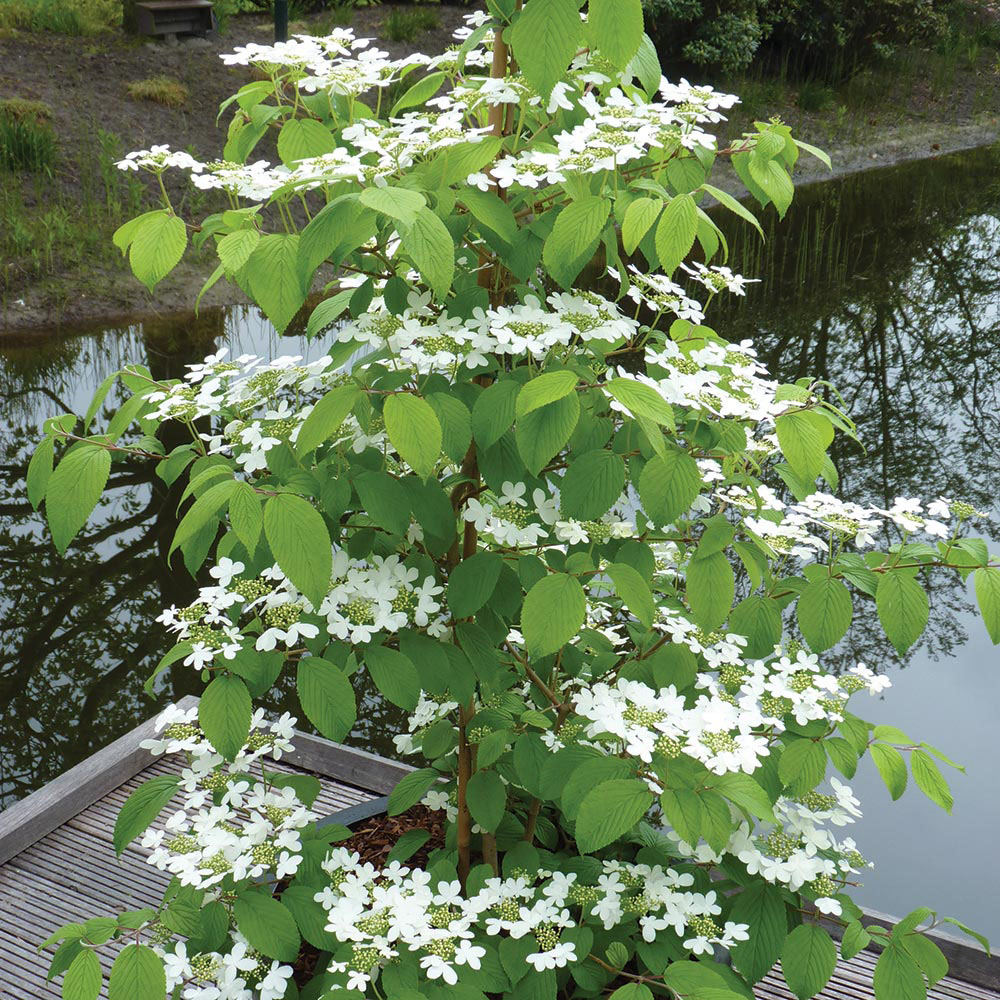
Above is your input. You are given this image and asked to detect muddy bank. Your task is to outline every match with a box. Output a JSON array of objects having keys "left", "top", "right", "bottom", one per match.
[{"left": 2, "top": 5, "right": 999, "bottom": 335}]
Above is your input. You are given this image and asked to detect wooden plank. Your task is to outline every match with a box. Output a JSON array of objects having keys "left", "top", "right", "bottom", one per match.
[
  {"left": 287, "top": 730, "right": 414, "bottom": 795},
  {"left": 0, "top": 695, "right": 198, "bottom": 866}
]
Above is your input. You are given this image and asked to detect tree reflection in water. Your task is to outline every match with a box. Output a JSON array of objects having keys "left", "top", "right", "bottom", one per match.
[
  {"left": 717, "top": 143, "right": 1000, "bottom": 672},
  {"left": 3, "top": 144, "right": 1000, "bottom": 805},
  {"left": 0, "top": 310, "right": 401, "bottom": 806}
]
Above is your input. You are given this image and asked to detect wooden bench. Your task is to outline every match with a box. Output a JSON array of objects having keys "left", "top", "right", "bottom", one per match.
[{"left": 123, "top": 0, "right": 216, "bottom": 37}]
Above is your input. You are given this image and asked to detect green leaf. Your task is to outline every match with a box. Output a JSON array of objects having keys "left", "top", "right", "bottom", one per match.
[
  {"left": 606, "top": 562, "right": 654, "bottom": 627},
  {"left": 659, "top": 787, "right": 704, "bottom": 846},
  {"left": 870, "top": 742, "right": 908, "bottom": 800},
  {"left": 297, "top": 657, "right": 357, "bottom": 742},
  {"left": 277, "top": 117, "right": 335, "bottom": 166},
  {"left": 797, "top": 577, "right": 852, "bottom": 652},
  {"left": 608, "top": 985, "right": 652, "bottom": 1000},
  {"left": 359, "top": 185, "right": 426, "bottom": 224},
  {"left": 355, "top": 471, "right": 411, "bottom": 536},
  {"left": 113, "top": 775, "right": 180, "bottom": 856},
  {"left": 576, "top": 778, "right": 653, "bottom": 853},
  {"left": 702, "top": 182, "right": 764, "bottom": 238},
  {"left": 637, "top": 448, "right": 701, "bottom": 525},
  {"left": 510, "top": 0, "right": 582, "bottom": 98},
  {"left": 560, "top": 450, "right": 626, "bottom": 520},
  {"left": 728, "top": 883, "right": 787, "bottom": 983},
  {"left": 654, "top": 193, "right": 698, "bottom": 274},
  {"left": 233, "top": 891, "right": 301, "bottom": 962},
  {"left": 686, "top": 551, "right": 734, "bottom": 630},
  {"left": 516, "top": 371, "right": 579, "bottom": 418},
  {"left": 775, "top": 409, "right": 833, "bottom": 483},
  {"left": 216, "top": 227, "right": 260, "bottom": 273},
  {"left": 711, "top": 771, "right": 776, "bottom": 822},
  {"left": 876, "top": 572, "right": 929, "bottom": 656},
  {"left": 228, "top": 482, "right": 263, "bottom": 553},
  {"left": 910, "top": 749, "right": 953, "bottom": 813},
  {"left": 521, "top": 573, "right": 586, "bottom": 657},
  {"left": 388, "top": 767, "right": 440, "bottom": 816},
  {"left": 63, "top": 949, "right": 102, "bottom": 1000},
  {"left": 448, "top": 552, "right": 503, "bottom": 618},
  {"left": 365, "top": 645, "right": 420, "bottom": 710},
  {"left": 472, "top": 380, "right": 521, "bottom": 449},
  {"left": 589, "top": 0, "right": 643, "bottom": 66},
  {"left": 729, "top": 595, "right": 782, "bottom": 659},
  {"left": 543, "top": 196, "right": 611, "bottom": 287},
  {"left": 781, "top": 924, "right": 837, "bottom": 1000},
  {"left": 516, "top": 392, "right": 580, "bottom": 475},
  {"left": 748, "top": 155, "right": 794, "bottom": 218},
  {"left": 778, "top": 739, "right": 827, "bottom": 795},
  {"left": 129, "top": 212, "right": 187, "bottom": 292},
  {"left": 384, "top": 393, "right": 443, "bottom": 479},
  {"left": 841, "top": 920, "right": 872, "bottom": 960},
  {"left": 400, "top": 206, "right": 455, "bottom": 300},
  {"left": 391, "top": 70, "right": 447, "bottom": 116},
  {"left": 247, "top": 233, "right": 307, "bottom": 334},
  {"left": 605, "top": 377, "right": 677, "bottom": 431},
  {"left": 427, "top": 392, "right": 472, "bottom": 463},
  {"left": 27, "top": 436, "right": 54, "bottom": 509},
  {"left": 467, "top": 770, "right": 506, "bottom": 832},
  {"left": 107, "top": 944, "right": 165, "bottom": 1000},
  {"left": 902, "top": 934, "right": 948, "bottom": 987},
  {"left": 46, "top": 443, "right": 111, "bottom": 554},
  {"left": 461, "top": 187, "right": 517, "bottom": 243},
  {"left": 622, "top": 197, "right": 662, "bottom": 255},
  {"left": 387, "top": 828, "right": 431, "bottom": 863},
  {"left": 199, "top": 673, "right": 252, "bottom": 761},
  {"left": 263, "top": 493, "right": 332, "bottom": 608},
  {"left": 296, "top": 384, "right": 363, "bottom": 456},
  {"left": 873, "top": 942, "right": 927, "bottom": 1000},
  {"left": 973, "top": 566, "right": 1000, "bottom": 643},
  {"left": 170, "top": 478, "right": 238, "bottom": 557}
]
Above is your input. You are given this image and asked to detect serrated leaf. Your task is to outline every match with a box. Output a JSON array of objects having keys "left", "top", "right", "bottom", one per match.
[
  {"left": 467, "top": 769, "right": 506, "bottom": 832},
  {"left": 247, "top": 233, "right": 307, "bottom": 334},
  {"left": 400, "top": 206, "right": 454, "bottom": 299},
  {"left": 384, "top": 393, "right": 443, "bottom": 479},
  {"left": 576, "top": 778, "right": 653, "bottom": 852},
  {"left": 447, "top": 552, "right": 503, "bottom": 618},
  {"left": 63, "top": 949, "right": 102, "bottom": 1000},
  {"left": 388, "top": 768, "right": 439, "bottom": 816},
  {"left": 870, "top": 742, "right": 908, "bottom": 800},
  {"left": 728, "top": 883, "right": 787, "bottom": 982},
  {"left": 129, "top": 212, "right": 187, "bottom": 292},
  {"left": 910, "top": 749, "right": 953, "bottom": 813},
  {"left": 107, "top": 944, "right": 165, "bottom": 1000},
  {"left": 522, "top": 573, "right": 586, "bottom": 658},
  {"left": 45, "top": 443, "right": 111, "bottom": 554},
  {"left": 510, "top": 0, "right": 582, "bottom": 98},
  {"left": 622, "top": 197, "right": 662, "bottom": 255},
  {"left": 543, "top": 196, "right": 611, "bottom": 288},
  {"left": 654, "top": 193, "right": 698, "bottom": 274},
  {"left": 113, "top": 775, "right": 180, "bottom": 856},
  {"left": 263, "top": 493, "right": 332, "bottom": 608},
  {"left": 199, "top": 673, "right": 251, "bottom": 761},
  {"left": 364, "top": 645, "right": 420, "bottom": 710},
  {"left": 297, "top": 657, "right": 356, "bottom": 742},
  {"left": 797, "top": 577, "right": 852, "bottom": 652},
  {"left": 589, "top": 0, "right": 643, "bottom": 66},
  {"left": 876, "top": 572, "right": 929, "bottom": 656},
  {"left": 233, "top": 892, "right": 301, "bottom": 962},
  {"left": 560, "top": 450, "right": 626, "bottom": 520},
  {"left": 781, "top": 924, "right": 836, "bottom": 1000}
]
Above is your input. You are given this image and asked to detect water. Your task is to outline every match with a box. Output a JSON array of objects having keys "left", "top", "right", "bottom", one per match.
[{"left": 1, "top": 145, "right": 999, "bottom": 939}]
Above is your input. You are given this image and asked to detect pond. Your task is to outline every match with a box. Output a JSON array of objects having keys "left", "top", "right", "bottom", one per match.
[{"left": 1, "top": 144, "right": 999, "bottom": 940}]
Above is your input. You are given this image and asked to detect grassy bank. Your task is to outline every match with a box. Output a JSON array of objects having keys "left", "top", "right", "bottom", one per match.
[{"left": 1, "top": 1, "right": 1000, "bottom": 331}]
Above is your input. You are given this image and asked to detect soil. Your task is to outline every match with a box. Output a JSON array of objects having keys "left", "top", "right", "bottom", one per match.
[{"left": 2, "top": 4, "right": 1000, "bottom": 334}]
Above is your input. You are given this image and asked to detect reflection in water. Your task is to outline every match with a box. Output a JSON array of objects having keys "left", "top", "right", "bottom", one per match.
[
  {"left": 0, "top": 308, "right": 401, "bottom": 806},
  {"left": 1, "top": 145, "right": 999, "bottom": 932}
]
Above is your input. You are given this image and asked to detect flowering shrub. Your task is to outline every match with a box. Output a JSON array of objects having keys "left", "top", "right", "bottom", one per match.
[{"left": 30, "top": 2, "right": 996, "bottom": 999}]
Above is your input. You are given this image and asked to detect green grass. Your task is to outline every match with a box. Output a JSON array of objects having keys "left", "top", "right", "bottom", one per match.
[
  {"left": 2, "top": 126, "right": 146, "bottom": 302},
  {"left": 0, "top": 105, "right": 56, "bottom": 173},
  {"left": 0, "top": 0, "right": 120, "bottom": 34},
  {"left": 126, "top": 76, "right": 189, "bottom": 108},
  {"left": 382, "top": 7, "right": 439, "bottom": 43}
]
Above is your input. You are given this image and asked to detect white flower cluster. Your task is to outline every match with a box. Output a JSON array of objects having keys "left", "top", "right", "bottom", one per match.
[
  {"left": 138, "top": 704, "right": 309, "bottom": 1000},
  {"left": 157, "top": 552, "right": 445, "bottom": 667},
  {"left": 314, "top": 853, "right": 749, "bottom": 990}
]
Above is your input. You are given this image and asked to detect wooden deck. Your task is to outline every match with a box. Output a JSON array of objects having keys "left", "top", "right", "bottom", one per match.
[{"left": 0, "top": 698, "right": 995, "bottom": 999}]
